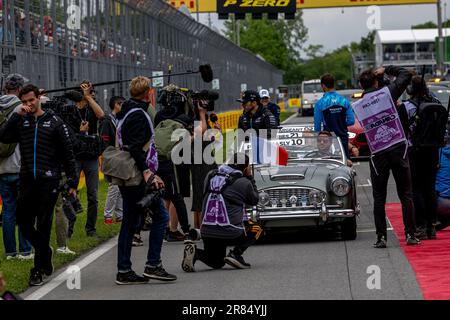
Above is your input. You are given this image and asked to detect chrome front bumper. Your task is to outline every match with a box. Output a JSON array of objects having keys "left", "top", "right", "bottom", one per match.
[{"left": 247, "top": 202, "right": 360, "bottom": 222}]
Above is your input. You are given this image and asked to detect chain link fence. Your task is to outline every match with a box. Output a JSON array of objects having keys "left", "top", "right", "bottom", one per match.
[{"left": 0, "top": 0, "right": 283, "bottom": 112}]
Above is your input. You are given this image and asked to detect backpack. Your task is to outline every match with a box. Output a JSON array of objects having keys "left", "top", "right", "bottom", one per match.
[
  {"left": 154, "top": 119, "right": 188, "bottom": 161},
  {"left": 0, "top": 100, "right": 21, "bottom": 158},
  {"left": 409, "top": 99, "right": 449, "bottom": 148}
]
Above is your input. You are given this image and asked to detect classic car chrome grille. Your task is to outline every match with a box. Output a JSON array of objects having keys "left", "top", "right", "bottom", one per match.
[{"left": 266, "top": 188, "right": 312, "bottom": 207}]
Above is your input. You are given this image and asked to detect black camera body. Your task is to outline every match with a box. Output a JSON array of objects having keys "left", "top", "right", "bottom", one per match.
[
  {"left": 59, "top": 183, "right": 78, "bottom": 238},
  {"left": 376, "top": 74, "right": 391, "bottom": 88},
  {"left": 137, "top": 188, "right": 165, "bottom": 218}
]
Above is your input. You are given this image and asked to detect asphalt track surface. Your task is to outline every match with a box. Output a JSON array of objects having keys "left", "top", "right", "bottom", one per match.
[{"left": 24, "top": 115, "right": 422, "bottom": 300}]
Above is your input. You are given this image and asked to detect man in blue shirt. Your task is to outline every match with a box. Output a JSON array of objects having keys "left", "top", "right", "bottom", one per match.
[{"left": 314, "top": 74, "right": 355, "bottom": 158}]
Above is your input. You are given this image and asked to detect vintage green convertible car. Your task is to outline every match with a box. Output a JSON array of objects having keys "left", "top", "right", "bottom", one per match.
[{"left": 245, "top": 127, "right": 360, "bottom": 240}]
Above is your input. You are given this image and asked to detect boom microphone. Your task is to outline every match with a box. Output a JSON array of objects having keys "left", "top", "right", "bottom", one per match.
[
  {"left": 199, "top": 64, "right": 213, "bottom": 83},
  {"left": 43, "top": 64, "right": 214, "bottom": 94}
]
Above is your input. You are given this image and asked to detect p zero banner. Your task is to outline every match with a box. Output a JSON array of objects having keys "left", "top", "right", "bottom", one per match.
[
  {"left": 217, "top": 0, "right": 296, "bottom": 14},
  {"left": 168, "top": 0, "right": 437, "bottom": 13}
]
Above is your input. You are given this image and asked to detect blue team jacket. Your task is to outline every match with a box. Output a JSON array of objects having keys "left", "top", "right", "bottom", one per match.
[
  {"left": 437, "top": 147, "right": 450, "bottom": 198},
  {"left": 314, "top": 91, "right": 355, "bottom": 137}
]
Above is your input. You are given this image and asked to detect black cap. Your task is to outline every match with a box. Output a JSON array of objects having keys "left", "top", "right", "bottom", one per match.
[{"left": 237, "top": 90, "right": 260, "bottom": 104}]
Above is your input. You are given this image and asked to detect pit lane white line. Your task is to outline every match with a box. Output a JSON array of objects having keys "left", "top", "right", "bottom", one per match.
[
  {"left": 24, "top": 235, "right": 118, "bottom": 300},
  {"left": 281, "top": 113, "right": 299, "bottom": 124},
  {"left": 357, "top": 179, "right": 372, "bottom": 187}
]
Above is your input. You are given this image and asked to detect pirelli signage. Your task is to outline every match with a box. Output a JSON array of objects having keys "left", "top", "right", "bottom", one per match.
[
  {"left": 169, "top": 0, "right": 437, "bottom": 13},
  {"left": 217, "top": 0, "right": 296, "bottom": 19}
]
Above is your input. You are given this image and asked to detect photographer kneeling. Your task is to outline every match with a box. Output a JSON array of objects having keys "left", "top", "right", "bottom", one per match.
[
  {"left": 181, "top": 153, "right": 259, "bottom": 272},
  {"left": 114, "top": 76, "right": 176, "bottom": 285}
]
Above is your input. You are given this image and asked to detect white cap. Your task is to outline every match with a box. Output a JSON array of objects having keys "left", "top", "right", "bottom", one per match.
[{"left": 259, "top": 89, "right": 270, "bottom": 98}]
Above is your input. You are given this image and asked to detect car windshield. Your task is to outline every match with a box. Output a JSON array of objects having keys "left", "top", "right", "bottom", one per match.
[
  {"left": 303, "top": 83, "right": 322, "bottom": 93},
  {"left": 429, "top": 86, "right": 450, "bottom": 106},
  {"left": 276, "top": 132, "right": 345, "bottom": 164}
]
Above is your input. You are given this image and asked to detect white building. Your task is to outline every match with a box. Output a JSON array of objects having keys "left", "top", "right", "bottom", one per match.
[{"left": 375, "top": 28, "right": 450, "bottom": 72}]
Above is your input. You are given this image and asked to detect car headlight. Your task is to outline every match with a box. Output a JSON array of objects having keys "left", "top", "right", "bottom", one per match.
[
  {"left": 303, "top": 100, "right": 309, "bottom": 105},
  {"left": 348, "top": 132, "right": 357, "bottom": 139},
  {"left": 331, "top": 177, "right": 351, "bottom": 197},
  {"left": 258, "top": 191, "right": 270, "bottom": 206},
  {"left": 309, "top": 190, "right": 326, "bottom": 206}
]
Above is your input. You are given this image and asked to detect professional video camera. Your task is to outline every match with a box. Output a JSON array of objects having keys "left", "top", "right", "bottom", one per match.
[
  {"left": 189, "top": 89, "right": 219, "bottom": 112},
  {"left": 158, "top": 85, "right": 219, "bottom": 114},
  {"left": 42, "top": 90, "right": 103, "bottom": 159},
  {"left": 41, "top": 90, "right": 84, "bottom": 123},
  {"left": 59, "top": 182, "right": 78, "bottom": 239}
]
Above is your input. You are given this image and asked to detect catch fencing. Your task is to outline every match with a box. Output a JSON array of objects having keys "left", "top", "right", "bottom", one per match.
[{"left": 0, "top": 0, "right": 283, "bottom": 112}]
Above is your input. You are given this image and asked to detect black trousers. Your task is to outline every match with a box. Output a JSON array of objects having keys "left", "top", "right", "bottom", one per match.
[
  {"left": 157, "top": 161, "right": 190, "bottom": 233},
  {"left": 409, "top": 147, "right": 439, "bottom": 228},
  {"left": 195, "top": 231, "right": 257, "bottom": 269},
  {"left": 16, "top": 178, "right": 60, "bottom": 271},
  {"left": 369, "top": 144, "right": 416, "bottom": 238}
]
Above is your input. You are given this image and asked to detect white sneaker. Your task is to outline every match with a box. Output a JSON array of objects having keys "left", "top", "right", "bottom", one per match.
[
  {"left": 56, "top": 247, "right": 76, "bottom": 255},
  {"left": 6, "top": 255, "right": 17, "bottom": 260},
  {"left": 18, "top": 253, "right": 35, "bottom": 260}
]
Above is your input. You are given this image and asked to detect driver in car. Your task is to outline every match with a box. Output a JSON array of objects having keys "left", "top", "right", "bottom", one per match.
[{"left": 306, "top": 131, "right": 353, "bottom": 167}]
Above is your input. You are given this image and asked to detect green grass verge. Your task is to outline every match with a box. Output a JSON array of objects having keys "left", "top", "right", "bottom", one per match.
[
  {"left": 0, "top": 181, "right": 119, "bottom": 294},
  {"left": 280, "top": 112, "right": 295, "bottom": 123}
]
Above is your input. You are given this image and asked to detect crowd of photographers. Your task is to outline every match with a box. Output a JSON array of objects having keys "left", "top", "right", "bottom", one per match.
[{"left": 0, "top": 70, "right": 282, "bottom": 286}]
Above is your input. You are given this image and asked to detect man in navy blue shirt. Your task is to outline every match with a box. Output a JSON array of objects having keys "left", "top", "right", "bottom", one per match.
[
  {"left": 260, "top": 89, "right": 280, "bottom": 126},
  {"left": 314, "top": 74, "right": 355, "bottom": 158}
]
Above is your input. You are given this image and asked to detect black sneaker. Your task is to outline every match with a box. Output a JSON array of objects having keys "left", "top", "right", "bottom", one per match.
[
  {"left": 115, "top": 271, "right": 149, "bottom": 285},
  {"left": 415, "top": 226, "right": 428, "bottom": 240},
  {"left": 373, "top": 237, "right": 387, "bottom": 249},
  {"left": 132, "top": 235, "right": 144, "bottom": 247},
  {"left": 29, "top": 268, "right": 44, "bottom": 286},
  {"left": 181, "top": 243, "right": 196, "bottom": 272},
  {"left": 143, "top": 265, "right": 177, "bottom": 281},
  {"left": 406, "top": 234, "right": 421, "bottom": 246},
  {"left": 224, "top": 250, "right": 251, "bottom": 269}
]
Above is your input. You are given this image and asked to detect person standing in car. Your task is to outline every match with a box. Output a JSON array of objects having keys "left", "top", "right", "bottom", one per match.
[{"left": 314, "top": 73, "right": 355, "bottom": 159}]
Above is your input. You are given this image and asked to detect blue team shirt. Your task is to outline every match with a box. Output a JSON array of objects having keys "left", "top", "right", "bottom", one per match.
[{"left": 314, "top": 91, "right": 355, "bottom": 136}]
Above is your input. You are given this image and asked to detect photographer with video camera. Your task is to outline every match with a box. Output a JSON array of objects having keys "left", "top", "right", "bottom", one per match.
[
  {"left": 65, "top": 80, "right": 105, "bottom": 237},
  {"left": 154, "top": 87, "right": 193, "bottom": 241},
  {"left": 113, "top": 76, "right": 176, "bottom": 285},
  {"left": 355, "top": 65, "right": 419, "bottom": 248},
  {"left": 0, "top": 84, "right": 77, "bottom": 286}
]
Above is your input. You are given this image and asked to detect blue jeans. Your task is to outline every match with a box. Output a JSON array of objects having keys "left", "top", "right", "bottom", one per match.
[
  {"left": 0, "top": 174, "right": 32, "bottom": 256},
  {"left": 117, "top": 184, "right": 169, "bottom": 272}
]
